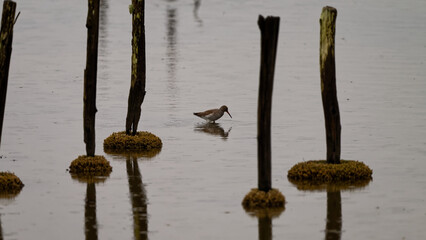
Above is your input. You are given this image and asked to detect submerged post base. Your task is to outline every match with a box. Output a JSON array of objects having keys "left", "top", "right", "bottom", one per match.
[
  {"left": 0, "top": 172, "right": 24, "bottom": 197},
  {"left": 242, "top": 188, "right": 285, "bottom": 211},
  {"left": 103, "top": 131, "right": 162, "bottom": 153},
  {"left": 69, "top": 155, "right": 112, "bottom": 177},
  {"left": 287, "top": 160, "right": 372, "bottom": 183}
]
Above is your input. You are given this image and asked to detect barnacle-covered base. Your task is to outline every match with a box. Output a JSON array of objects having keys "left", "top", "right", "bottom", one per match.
[
  {"left": 0, "top": 172, "right": 24, "bottom": 197},
  {"left": 103, "top": 131, "right": 162, "bottom": 153},
  {"left": 287, "top": 160, "right": 372, "bottom": 183},
  {"left": 69, "top": 155, "right": 112, "bottom": 177},
  {"left": 242, "top": 188, "right": 285, "bottom": 217}
]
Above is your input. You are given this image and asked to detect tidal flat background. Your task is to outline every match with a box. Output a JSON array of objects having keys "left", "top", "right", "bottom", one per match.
[{"left": 1, "top": 0, "right": 426, "bottom": 239}]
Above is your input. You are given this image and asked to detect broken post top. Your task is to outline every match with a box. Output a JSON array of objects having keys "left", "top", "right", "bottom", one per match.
[
  {"left": 319, "top": 6, "right": 338, "bottom": 79},
  {"left": 258, "top": 15, "right": 280, "bottom": 30},
  {"left": 320, "top": 6, "right": 337, "bottom": 36}
]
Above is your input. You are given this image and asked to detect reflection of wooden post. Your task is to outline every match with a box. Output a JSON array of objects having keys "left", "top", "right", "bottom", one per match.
[
  {"left": 258, "top": 216, "right": 272, "bottom": 240},
  {"left": 126, "top": 0, "right": 146, "bottom": 135},
  {"left": 257, "top": 15, "right": 280, "bottom": 192},
  {"left": 85, "top": 183, "right": 98, "bottom": 240},
  {"left": 0, "top": 0, "right": 16, "bottom": 147},
  {"left": 325, "top": 191, "right": 342, "bottom": 240},
  {"left": 83, "top": 0, "right": 100, "bottom": 156},
  {"left": 320, "top": 6, "right": 341, "bottom": 164},
  {"left": 126, "top": 157, "right": 148, "bottom": 240}
]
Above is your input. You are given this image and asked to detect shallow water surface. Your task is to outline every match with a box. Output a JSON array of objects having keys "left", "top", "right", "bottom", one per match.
[{"left": 1, "top": 0, "right": 426, "bottom": 239}]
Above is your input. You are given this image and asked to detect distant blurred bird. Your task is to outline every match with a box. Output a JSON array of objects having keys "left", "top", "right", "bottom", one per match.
[{"left": 193, "top": 105, "right": 232, "bottom": 123}]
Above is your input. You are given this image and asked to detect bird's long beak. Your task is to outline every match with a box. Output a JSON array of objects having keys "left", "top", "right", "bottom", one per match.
[{"left": 226, "top": 111, "right": 232, "bottom": 118}]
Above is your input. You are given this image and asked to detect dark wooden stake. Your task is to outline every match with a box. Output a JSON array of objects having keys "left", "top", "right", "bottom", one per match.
[
  {"left": 0, "top": 0, "right": 16, "bottom": 148},
  {"left": 257, "top": 15, "right": 280, "bottom": 192},
  {"left": 126, "top": 0, "right": 147, "bottom": 135},
  {"left": 320, "top": 6, "right": 341, "bottom": 164},
  {"left": 83, "top": 0, "right": 100, "bottom": 157}
]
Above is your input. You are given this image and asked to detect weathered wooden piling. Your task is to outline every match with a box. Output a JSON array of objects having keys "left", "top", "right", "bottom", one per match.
[
  {"left": 257, "top": 15, "right": 280, "bottom": 192},
  {"left": 320, "top": 6, "right": 341, "bottom": 164},
  {"left": 126, "top": 0, "right": 146, "bottom": 135},
  {"left": 0, "top": 0, "right": 16, "bottom": 147},
  {"left": 83, "top": 0, "right": 100, "bottom": 157}
]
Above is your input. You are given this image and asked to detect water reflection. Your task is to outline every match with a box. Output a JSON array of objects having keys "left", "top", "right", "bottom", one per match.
[
  {"left": 0, "top": 187, "right": 22, "bottom": 239},
  {"left": 194, "top": 122, "right": 231, "bottom": 140},
  {"left": 126, "top": 156, "right": 148, "bottom": 240},
  {"left": 165, "top": 3, "right": 179, "bottom": 122},
  {"left": 244, "top": 208, "right": 284, "bottom": 240},
  {"left": 99, "top": 0, "right": 108, "bottom": 43},
  {"left": 99, "top": 0, "right": 109, "bottom": 83},
  {"left": 0, "top": 214, "right": 3, "bottom": 240},
  {"left": 71, "top": 175, "right": 108, "bottom": 240},
  {"left": 193, "top": 0, "right": 202, "bottom": 26},
  {"left": 104, "top": 147, "right": 161, "bottom": 161},
  {"left": 105, "top": 151, "right": 153, "bottom": 239},
  {"left": 166, "top": 6, "right": 178, "bottom": 82},
  {"left": 288, "top": 179, "right": 371, "bottom": 240},
  {"left": 258, "top": 215, "right": 272, "bottom": 240},
  {"left": 325, "top": 190, "right": 342, "bottom": 240},
  {"left": 85, "top": 183, "right": 98, "bottom": 240}
]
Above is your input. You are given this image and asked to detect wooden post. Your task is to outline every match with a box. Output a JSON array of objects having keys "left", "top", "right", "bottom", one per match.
[
  {"left": 126, "top": 0, "right": 146, "bottom": 135},
  {"left": 320, "top": 6, "right": 341, "bottom": 164},
  {"left": 83, "top": 0, "right": 100, "bottom": 157},
  {"left": 0, "top": 0, "right": 16, "bottom": 148},
  {"left": 257, "top": 15, "right": 280, "bottom": 192}
]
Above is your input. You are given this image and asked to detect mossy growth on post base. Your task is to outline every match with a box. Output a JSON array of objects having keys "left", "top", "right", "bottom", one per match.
[
  {"left": 287, "top": 160, "right": 372, "bottom": 184},
  {"left": 103, "top": 131, "right": 162, "bottom": 153},
  {"left": 0, "top": 172, "right": 24, "bottom": 197},
  {"left": 69, "top": 155, "right": 112, "bottom": 177},
  {"left": 242, "top": 188, "right": 285, "bottom": 214}
]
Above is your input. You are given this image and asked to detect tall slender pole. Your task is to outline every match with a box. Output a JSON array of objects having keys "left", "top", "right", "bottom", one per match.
[
  {"left": 320, "top": 6, "right": 341, "bottom": 164},
  {"left": 126, "top": 0, "right": 146, "bottom": 135},
  {"left": 83, "top": 0, "right": 100, "bottom": 157},
  {"left": 0, "top": 0, "right": 17, "bottom": 148},
  {"left": 257, "top": 15, "right": 280, "bottom": 192}
]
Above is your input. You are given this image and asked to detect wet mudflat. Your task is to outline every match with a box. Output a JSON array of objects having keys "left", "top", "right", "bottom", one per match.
[{"left": 1, "top": 0, "right": 426, "bottom": 239}]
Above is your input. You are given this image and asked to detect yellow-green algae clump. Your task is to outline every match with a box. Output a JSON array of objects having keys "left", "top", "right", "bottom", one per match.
[
  {"left": 0, "top": 172, "right": 24, "bottom": 195},
  {"left": 287, "top": 160, "right": 372, "bottom": 183},
  {"left": 69, "top": 155, "right": 112, "bottom": 176},
  {"left": 103, "top": 131, "right": 162, "bottom": 153},
  {"left": 242, "top": 188, "right": 285, "bottom": 210}
]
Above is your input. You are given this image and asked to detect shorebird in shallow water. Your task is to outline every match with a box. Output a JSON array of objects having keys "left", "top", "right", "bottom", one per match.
[{"left": 193, "top": 105, "right": 232, "bottom": 123}]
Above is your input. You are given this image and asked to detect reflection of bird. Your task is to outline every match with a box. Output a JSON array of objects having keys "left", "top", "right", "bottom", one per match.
[
  {"left": 193, "top": 0, "right": 203, "bottom": 25},
  {"left": 195, "top": 122, "right": 232, "bottom": 139},
  {"left": 193, "top": 105, "right": 232, "bottom": 123}
]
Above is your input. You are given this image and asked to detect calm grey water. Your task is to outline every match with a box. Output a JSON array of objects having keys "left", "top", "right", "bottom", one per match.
[{"left": 1, "top": 0, "right": 426, "bottom": 239}]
